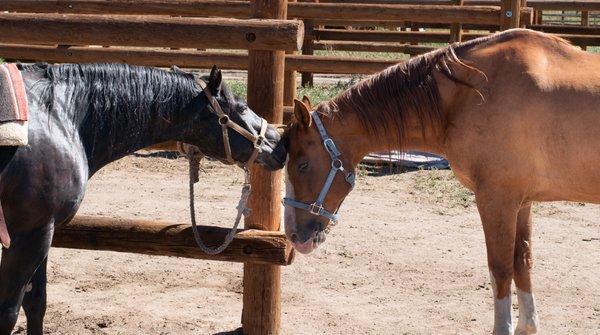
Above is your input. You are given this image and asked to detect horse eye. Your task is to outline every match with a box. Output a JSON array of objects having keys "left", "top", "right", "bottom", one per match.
[{"left": 298, "top": 162, "right": 309, "bottom": 172}]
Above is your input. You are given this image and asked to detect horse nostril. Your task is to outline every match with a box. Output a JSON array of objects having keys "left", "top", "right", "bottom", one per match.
[{"left": 290, "top": 233, "right": 299, "bottom": 244}]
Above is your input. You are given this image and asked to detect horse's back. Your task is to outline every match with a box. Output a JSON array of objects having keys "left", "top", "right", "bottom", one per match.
[{"left": 448, "top": 30, "right": 600, "bottom": 204}]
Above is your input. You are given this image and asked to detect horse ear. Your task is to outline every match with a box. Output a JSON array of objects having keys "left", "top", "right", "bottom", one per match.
[
  {"left": 301, "top": 95, "right": 312, "bottom": 110},
  {"left": 293, "top": 99, "right": 311, "bottom": 128},
  {"left": 208, "top": 65, "right": 223, "bottom": 93}
]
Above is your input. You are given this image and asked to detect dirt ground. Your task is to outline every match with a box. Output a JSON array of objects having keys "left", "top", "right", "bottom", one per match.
[{"left": 9, "top": 155, "right": 600, "bottom": 335}]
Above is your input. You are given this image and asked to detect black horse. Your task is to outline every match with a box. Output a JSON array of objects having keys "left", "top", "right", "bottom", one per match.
[{"left": 0, "top": 63, "right": 285, "bottom": 335}]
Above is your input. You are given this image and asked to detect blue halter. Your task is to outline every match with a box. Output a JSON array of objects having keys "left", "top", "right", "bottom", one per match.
[{"left": 283, "top": 112, "right": 355, "bottom": 226}]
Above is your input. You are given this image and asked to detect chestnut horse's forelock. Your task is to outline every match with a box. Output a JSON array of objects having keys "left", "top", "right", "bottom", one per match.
[{"left": 324, "top": 45, "right": 483, "bottom": 150}]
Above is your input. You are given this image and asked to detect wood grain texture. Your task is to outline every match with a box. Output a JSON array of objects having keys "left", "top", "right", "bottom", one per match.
[
  {"left": 290, "top": 3, "right": 502, "bottom": 24},
  {"left": 4, "top": 0, "right": 596, "bottom": 14},
  {"left": 52, "top": 216, "right": 294, "bottom": 266},
  {"left": 450, "top": 0, "right": 465, "bottom": 42},
  {"left": 0, "top": 13, "right": 303, "bottom": 51},
  {"left": 0, "top": 44, "right": 406, "bottom": 74},
  {"left": 284, "top": 0, "right": 298, "bottom": 107},
  {"left": 243, "top": 0, "right": 287, "bottom": 334},
  {"left": 0, "top": 0, "right": 251, "bottom": 17},
  {"left": 313, "top": 28, "right": 483, "bottom": 43},
  {"left": 313, "top": 41, "right": 436, "bottom": 55}
]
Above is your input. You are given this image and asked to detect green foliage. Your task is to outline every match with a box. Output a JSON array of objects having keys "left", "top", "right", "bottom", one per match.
[
  {"left": 227, "top": 80, "right": 248, "bottom": 99},
  {"left": 226, "top": 78, "right": 353, "bottom": 105},
  {"left": 298, "top": 79, "right": 358, "bottom": 104}
]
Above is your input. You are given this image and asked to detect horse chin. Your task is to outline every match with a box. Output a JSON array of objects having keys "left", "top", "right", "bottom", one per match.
[
  {"left": 292, "top": 231, "right": 326, "bottom": 254},
  {"left": 292, "top": 240, "right": 318, "bottom": 254}
]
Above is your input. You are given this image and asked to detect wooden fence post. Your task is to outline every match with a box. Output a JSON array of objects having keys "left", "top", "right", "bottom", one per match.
[
  {"left": 243, "top": 0, "right": 286, "bottom": 334},
  {"left": 449, "top": 0, "right": 464, "bottom": 43},
  {"left": 284, "top": 0, "right": 297, "bottom": 106},
  {"left": 301, "top": 0, "right": 318, "bottom": 87},
  {"left": 300, "top": 18, "right": 315, "bottom": 87},
  {"left": 501, "top": 0, "right": 521, "bottom": 30},
  {"left": 582, "top": 10, "right": 589, "bottom": 50}
]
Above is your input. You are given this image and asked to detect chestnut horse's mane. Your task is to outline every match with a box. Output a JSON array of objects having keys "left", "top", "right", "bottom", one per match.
[{"left": 322, "top": 29, "right": 570, "bottom": 149}]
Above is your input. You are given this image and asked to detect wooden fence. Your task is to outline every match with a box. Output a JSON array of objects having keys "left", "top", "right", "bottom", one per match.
[{"left": 0, "top": 1, "right": 302, "bottom": 333}]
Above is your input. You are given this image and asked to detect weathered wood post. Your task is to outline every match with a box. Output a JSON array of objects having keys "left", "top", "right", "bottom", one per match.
[
  {"left": 244, "top": 0, "right": 287, "bottom": 334},
  {"left": 284, "top": 0, "right": 298, "bottom": 106},
  {"left": 582, "top": 10, "right": 589, "bottom": 50},
  {"left": 301, "top": 0, "right": 318, "bottom": 87},
  {"left": 449, "top": 0, "right": 464, "bottom": 43},
  {"left": 501, "top": 0, "right": 521, "bottom": 29}
]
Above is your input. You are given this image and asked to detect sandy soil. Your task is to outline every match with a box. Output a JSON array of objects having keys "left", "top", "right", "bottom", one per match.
[{"left": 9, "top": 155, "right": 600, "bottom": 335}]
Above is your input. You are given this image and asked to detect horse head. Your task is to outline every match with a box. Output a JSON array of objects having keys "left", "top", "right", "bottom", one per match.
[
  {"left": 281, "top": 97, "right": 357, "bottom": 254},
  {"left": 182, "top": 66, "right": 286, "bottom": 171}
]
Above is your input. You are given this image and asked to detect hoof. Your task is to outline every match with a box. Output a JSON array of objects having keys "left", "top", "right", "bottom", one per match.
[
  {"left": 493, "top": 325, "right": 514, "bottom": 335},
  {"left": 515, "top": 321, "right": 538, "bottom": 335}
]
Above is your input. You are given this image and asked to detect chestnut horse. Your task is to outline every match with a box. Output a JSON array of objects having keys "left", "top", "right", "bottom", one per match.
[{"left": 282, "top": 29, "right": 600, "bottom": 335}]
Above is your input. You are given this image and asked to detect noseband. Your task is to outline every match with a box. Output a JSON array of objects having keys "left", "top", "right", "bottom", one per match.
[
  {"left": 197, "top": 79, "right": 267, "bottom": 168},
  {"left": 283, "top": 112, "right": 355, "bottom": 228}
]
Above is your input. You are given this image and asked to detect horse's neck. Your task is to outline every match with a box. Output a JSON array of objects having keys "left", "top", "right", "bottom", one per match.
[{"left": 325, "top": 106, "right": 446, "bottom": 167}]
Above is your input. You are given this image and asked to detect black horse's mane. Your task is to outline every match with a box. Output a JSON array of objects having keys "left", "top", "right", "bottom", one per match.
[{"left": 22, "top": 63, "right": 202, "bottom": 132}]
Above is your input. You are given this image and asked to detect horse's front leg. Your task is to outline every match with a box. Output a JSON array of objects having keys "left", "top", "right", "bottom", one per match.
[
  {"left": 22, "top": 257, "right": 48, "bottom": 335},
  {"left": 513, "top": 204, "right": 538, "bottom": 335},
  {"left": 476, "top": 188, "right": 521, "bottom": 335},
  {"left": 0, "top": 223, "right": 54, "bottom": 335}
]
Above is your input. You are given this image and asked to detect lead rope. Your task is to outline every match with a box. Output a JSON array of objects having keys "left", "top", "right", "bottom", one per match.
[{"left": 187, "top": 149, "right": 252, "bottom": 255}]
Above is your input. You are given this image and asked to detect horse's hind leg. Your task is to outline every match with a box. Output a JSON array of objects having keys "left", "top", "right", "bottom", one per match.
[
  {"left": 0, "top": 224, "right": 53, "bottom": 335},
  {"left": 513, "top": 204, "right": 538, "bottom": 335},
  {"left": 22, "top": 258, "right": 48, "bottom": 335},
  {"left": 476, "top": 189, "right": 520, "bottom": 335}
]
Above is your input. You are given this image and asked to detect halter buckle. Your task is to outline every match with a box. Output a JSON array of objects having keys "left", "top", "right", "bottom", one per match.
[
  {"left": 254, "top": 135, "right": 265, "bottom": 149},
  {"left": 331, "top": 159, "right": 343, "bottom": 170},
  {"left": 308, "top": 202, "right": 324, "bottom": 216},
  {"left": 218, "top": 115, "right": 229, "bottom": 125},
  {"left": 323, "top": 138, "right": 339, "bottom": 157}
]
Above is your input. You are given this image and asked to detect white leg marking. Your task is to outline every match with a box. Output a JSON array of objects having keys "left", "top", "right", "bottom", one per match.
[
  {"left": 490, "top": 271, "right": 514, "bottom": 335},
  {"left": 515, "top": 288, "right": 539, "bottom": 335},
  {"left": 25, "top": 283, "right": 33, "bottom": 293}
]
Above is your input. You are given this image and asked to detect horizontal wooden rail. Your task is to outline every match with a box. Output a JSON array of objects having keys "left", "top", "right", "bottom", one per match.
[
  {"left": 0, "top": 13, "right": 303, "bottom": 51},
  {"left": 313, "top": 7, "right": 532, "bottom": 28},
  {"left": 527, "top": 1, "right": 600, "bottom": 11},
  {"left": 313, "top": 29, "right": 487, "bottom": 43},
  {"left": 0, "top": 44, "right": 401, "bottom": 74},
  {"left": 0, "top": 0, "right": 252, "bottom": 17},
  {"left": 313, "top": 29, "right": 599, "bottom": 46},
  {"left": 1, "top": 0, "right": 518, "bottom": 25},
  {"left": 314, "top": 41, "right": 437, "bottom": 55},
  {"left": 290, "top": 3, "right": 503, "bottom": 25},
  {"left": 319, "top": 0, "right": 600, "bottom": 10},
  {"left": 5, "top": 0, "right": 600, "bottom": 12},
  {"left": 53, "top": 215, "right": 295, "bottom": 265},
  {"left": 529, "top": 24, "right": 600, "bottom": 35}
]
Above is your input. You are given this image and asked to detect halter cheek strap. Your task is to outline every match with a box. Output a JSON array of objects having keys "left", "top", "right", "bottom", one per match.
[
  {"left": 283, "top": 112, "right": 355, "bottom": 229},
  {"left": 197, "top": 79, "right": 267, "bottom": 169}
]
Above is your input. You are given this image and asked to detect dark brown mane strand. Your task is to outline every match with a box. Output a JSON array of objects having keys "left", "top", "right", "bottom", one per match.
[{"left": 323, "top": 41, "right": 485, "bottom": 150}]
